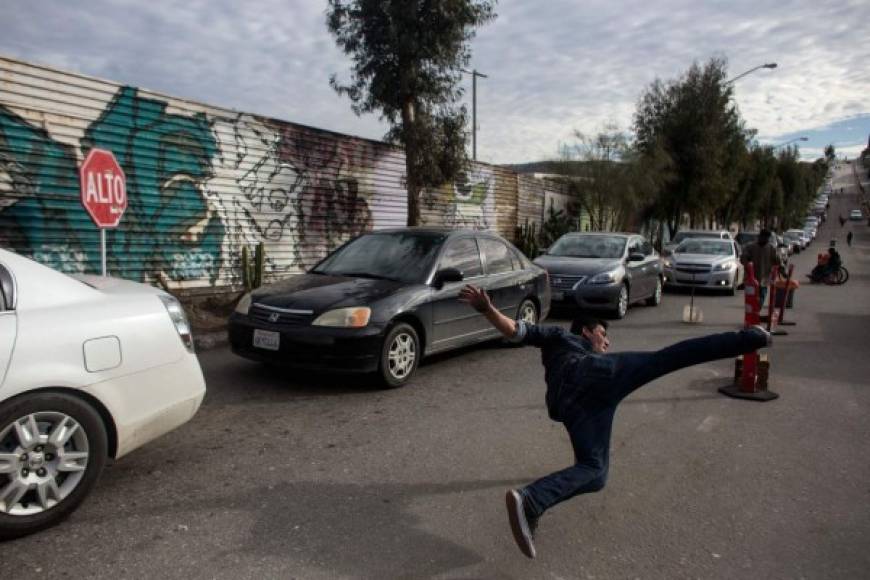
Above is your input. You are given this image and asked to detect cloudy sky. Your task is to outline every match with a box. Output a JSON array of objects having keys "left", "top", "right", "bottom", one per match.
[{"left": 2, "top": 0, "right": 869, "bottom": 164}]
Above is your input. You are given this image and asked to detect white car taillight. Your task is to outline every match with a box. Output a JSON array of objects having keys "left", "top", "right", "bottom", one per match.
[{"left": 159, "top": 295, "right": 195, "bottom": 352}]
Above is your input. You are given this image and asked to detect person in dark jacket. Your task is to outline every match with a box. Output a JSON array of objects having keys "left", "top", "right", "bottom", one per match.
[
  {"left": 459, "top": 284, "right": 771, "bottom": 559},
  {"left": 740, "top": 229, "right": 783, "bottom": 307}
]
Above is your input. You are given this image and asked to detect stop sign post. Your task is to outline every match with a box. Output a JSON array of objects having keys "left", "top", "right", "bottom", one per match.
[{"left": 79, "top": 148, "right": 127, "bottom": 276}]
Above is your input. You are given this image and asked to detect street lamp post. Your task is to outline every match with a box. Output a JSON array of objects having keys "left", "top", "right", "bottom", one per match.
[
  {"left": 461, "top": 68, "right": 488, "bottom": 161},
  {"left": 726, "top": 63, "right": 777, "bottom": 85}
]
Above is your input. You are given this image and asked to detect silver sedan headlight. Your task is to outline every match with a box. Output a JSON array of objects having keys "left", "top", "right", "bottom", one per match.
[
  {"left": 663, "top": 258, "right": 674, "bottom": 269},
  {"left": 312, "top": 307, "right": 372, "bottom": 328},
  {"left": 714, "top": 261, "right": 736, "bottom": 271},
  {"left": 588, "top": 269, "right": 621, "bottom": 284}
]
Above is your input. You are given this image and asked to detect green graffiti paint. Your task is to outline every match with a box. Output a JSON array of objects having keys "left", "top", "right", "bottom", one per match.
[{"left": 0, "top": 87, "right": 225, "bottom": 283}]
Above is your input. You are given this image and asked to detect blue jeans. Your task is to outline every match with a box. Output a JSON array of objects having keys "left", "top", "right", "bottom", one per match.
[
  {"left": 758, "top": 285, "right": 767, "bottom": 308},
  {"left": 522, "top": 329, "right": 767, "bottom": 517}
]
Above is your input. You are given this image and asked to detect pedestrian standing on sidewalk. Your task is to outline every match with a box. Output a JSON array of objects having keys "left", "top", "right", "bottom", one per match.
[
  {"left": 458, "top": 285, "right": 771, "bottom": 559},
  {"left": 740, "top": 229, "right": 782, "bottom": 307},
  {"left": 847, "top": 231, "right": 853, "bottom": 247}
]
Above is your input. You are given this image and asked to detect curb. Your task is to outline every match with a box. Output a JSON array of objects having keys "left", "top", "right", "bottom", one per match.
[{"left": 194, "top": 329, "right": 229, "bottom": 351}]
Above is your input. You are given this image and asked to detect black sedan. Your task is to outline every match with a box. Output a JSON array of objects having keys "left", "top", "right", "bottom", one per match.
[{"left": 229, "top": 228, "right": 550, "bottom": 387}]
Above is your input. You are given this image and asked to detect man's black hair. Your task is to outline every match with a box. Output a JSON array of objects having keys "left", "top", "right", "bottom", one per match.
[
  {"left": 570, "top": 316, "right": 608, "bottom": 335},
  {"left": 759, "top": 229, "right": 772, "bottom": 238}
]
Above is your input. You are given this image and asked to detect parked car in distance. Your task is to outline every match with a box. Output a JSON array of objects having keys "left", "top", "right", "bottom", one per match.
[
  {"left": 734, "top": 231, "right": 758, "bottom": 249},
  {"left": 850, "top": 209, "right": 863, "bottom": 220},
  {"left": 534, "top": 232, "right": 663, "bottom": 319},
  {"left": 772, "top": 232, "right": 791, "bottom": 263},
  {"left": 784, "top": 230, "right": 805, "bottom": 253},
  {"left": 229, "top": 228, "right": 550, "bottom": 388},
  {"left": 663, "top": 230, "right": 732, "bottom": 256},
  {"left": 0, "top": 249, "right": 205, "bottom": 540},
  {"left": 663, "top": 238, "right": 743, "bottom": 295}
]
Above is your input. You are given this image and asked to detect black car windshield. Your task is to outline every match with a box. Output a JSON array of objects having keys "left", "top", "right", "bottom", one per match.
[
  {"left": 549, "top": 235, "right": 627, "bottom": 259},
  {"left": 735, "top": 233, "right": 758, "bottom": 246},
  {"left": 675, "top": 240, "right": 733, "bottom": 256},
  {"left": 311, "top": 232, "right": 446, "bottom": 283}
]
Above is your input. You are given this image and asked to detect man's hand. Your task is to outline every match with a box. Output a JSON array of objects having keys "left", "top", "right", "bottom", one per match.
[
  {"left": 459, "top": 284, "right": 493, "bottom": 313},
  {"left": 459, "top": 284, "right": 519, "bottom": 339}
]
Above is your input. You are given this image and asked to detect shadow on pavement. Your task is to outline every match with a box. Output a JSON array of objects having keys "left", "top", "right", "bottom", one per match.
[{"left": 72, "top": 478, "right": 528, "bottom": 579}]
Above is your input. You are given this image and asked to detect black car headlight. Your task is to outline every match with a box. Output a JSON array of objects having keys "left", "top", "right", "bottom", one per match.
[
  {"left": 312, "top": 307, "right": 372, "bottom": 328},
  {"left": 235, "top": 293, "right": 252, "bottom": 315}
]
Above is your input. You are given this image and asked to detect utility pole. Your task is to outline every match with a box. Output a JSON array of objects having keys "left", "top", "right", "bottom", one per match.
[{"left": 461, "top": 68, "right": 488, "bottom": 161}]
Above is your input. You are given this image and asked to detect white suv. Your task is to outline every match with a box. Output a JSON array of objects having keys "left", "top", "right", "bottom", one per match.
[{"left": 0, "top": 249, "right": 206, "bottom": 539}]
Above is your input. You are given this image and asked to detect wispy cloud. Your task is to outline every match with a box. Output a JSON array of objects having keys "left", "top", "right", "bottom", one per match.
[{"left": 1, "top": 0, "right": 868, "bottom": 164}]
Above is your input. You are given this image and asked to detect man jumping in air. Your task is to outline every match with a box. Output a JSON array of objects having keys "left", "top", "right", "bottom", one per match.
[{"left": 458, "top": 285, "right": 771, "bottom": 559}]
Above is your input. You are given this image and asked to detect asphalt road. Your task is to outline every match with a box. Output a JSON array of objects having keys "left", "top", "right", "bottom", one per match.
[{"left": 3, "top": 166, "right": 869, "bottom": 580}]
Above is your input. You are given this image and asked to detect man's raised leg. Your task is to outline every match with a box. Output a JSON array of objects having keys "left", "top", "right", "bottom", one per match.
[{"left": 608, "top": 328, "right": 769, "bottom": 402}]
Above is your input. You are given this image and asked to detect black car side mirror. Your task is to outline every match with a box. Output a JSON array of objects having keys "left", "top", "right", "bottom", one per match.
[
  {"left": 433, "top": 268, "right": 464, "bottom": 288},
  {"left": 628, "top": 253, "right": 645, "bottom": 262}
]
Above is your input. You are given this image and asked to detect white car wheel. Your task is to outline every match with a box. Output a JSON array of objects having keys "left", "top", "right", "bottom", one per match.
[{"left": 0, "top": 393, "right": 107, "bottom": 540}]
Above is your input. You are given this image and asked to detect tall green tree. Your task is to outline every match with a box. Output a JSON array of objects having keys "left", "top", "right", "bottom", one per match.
[
  {"left": 634, "top": 57, "right": 750, "bottom": 236},
  {"left": 731, "top": 145, "right": 777, "bottom": 229},
  {"left": 559, "top": 126, "right": 631, "bottom": 231},
  {"left": 327, "top": 0, "right": 497, "bottom": 225},
  {"left": 558, "top": 125, "right": 670, "bottom": 232}
]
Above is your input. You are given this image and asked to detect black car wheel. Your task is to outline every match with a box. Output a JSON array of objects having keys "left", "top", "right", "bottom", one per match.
[
  {"left": 378, "top": 323, "right": 420, "bottom": 388},
  {"left": 504, "top": 299, "right": 538, "bottom": 348},
  {"left": 645, "top": 278, "right": 662, "bottom": 306},
  {"left": 612, "top": 284, "right": 629, "bottom": 319},
  {"left": 517, "top": 299, "right": 538, "bottom": 325},
  {"left": 0, "top": 392, "right": 108, "bottom": 540},
  {"left": 724, "top": 273, "right": 737, "bottom": 296}
]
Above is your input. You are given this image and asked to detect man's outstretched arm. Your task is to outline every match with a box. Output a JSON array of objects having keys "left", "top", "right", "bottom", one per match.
[
  {"left": 459, "top": 285, "right": 568, "bottom": 347},
  {"left": 458, "top": 285, "right": 517, "bottom": 338}
]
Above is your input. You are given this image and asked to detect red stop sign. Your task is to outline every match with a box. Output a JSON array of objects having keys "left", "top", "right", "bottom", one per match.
[{"left": 80, "top": 148, "right": 127, "bottom": 228}]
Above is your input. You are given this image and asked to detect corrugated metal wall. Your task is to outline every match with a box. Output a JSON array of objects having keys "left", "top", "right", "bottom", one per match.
[{"left": 1, "top": 56, "right": 555, "bottom": 294}]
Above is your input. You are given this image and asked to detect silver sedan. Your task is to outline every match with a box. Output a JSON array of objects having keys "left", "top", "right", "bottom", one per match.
[{"left": 662, "top": 239, "right": 743, "bottom": 295}]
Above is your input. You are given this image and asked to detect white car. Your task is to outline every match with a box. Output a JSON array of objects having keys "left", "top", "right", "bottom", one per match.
[
  {"left": 0, "top": 249, "right": 205, "bottom": 539},
  {"left": 850, "top": 209, "right": 863, "bottom": 220}
]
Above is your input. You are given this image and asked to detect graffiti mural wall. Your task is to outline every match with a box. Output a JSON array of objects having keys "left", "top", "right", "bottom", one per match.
[{"left": 0, "top": 56, "right": 521, "bottom": 293}]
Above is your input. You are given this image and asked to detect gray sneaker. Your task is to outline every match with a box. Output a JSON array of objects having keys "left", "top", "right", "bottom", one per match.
[{"left": 506, "top": 489, "right": 537, "bottom": 558}]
